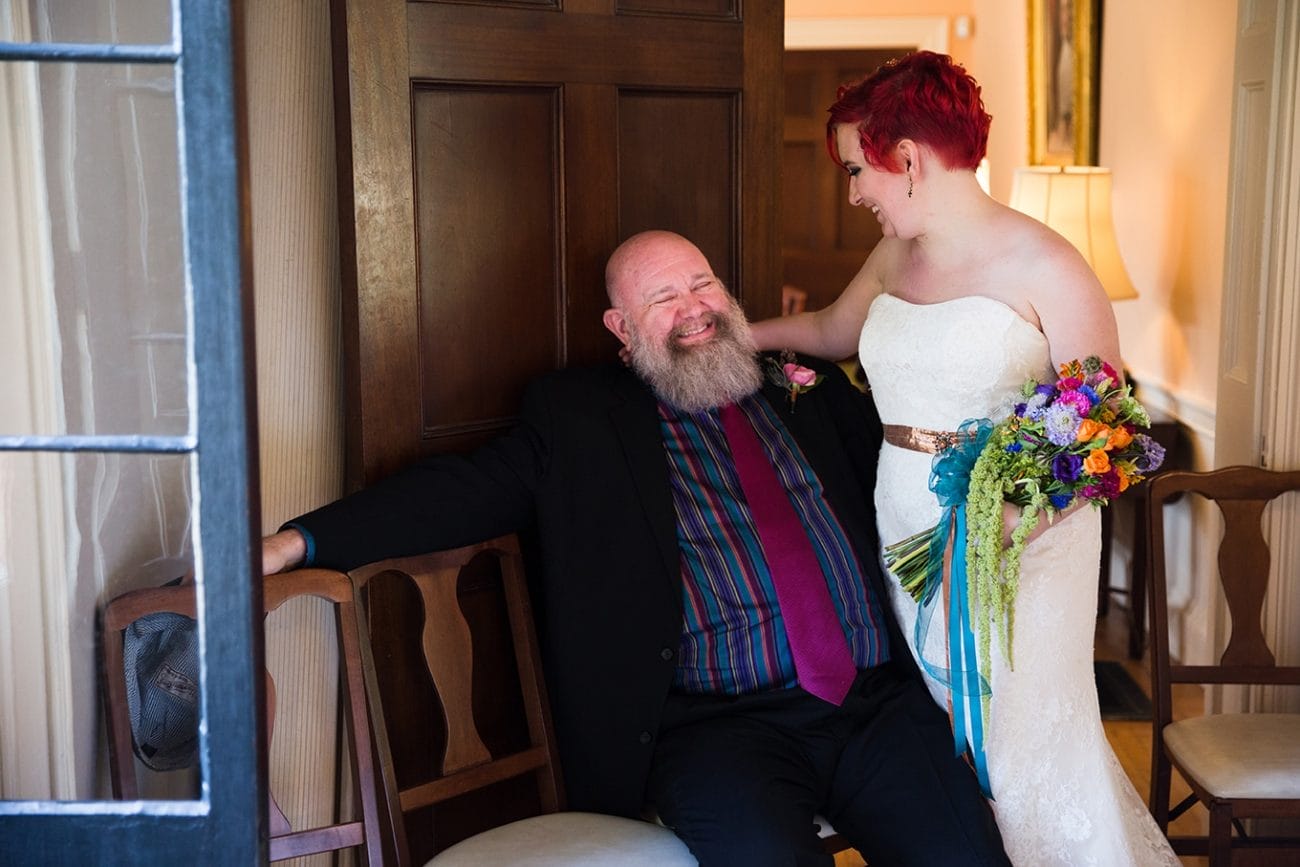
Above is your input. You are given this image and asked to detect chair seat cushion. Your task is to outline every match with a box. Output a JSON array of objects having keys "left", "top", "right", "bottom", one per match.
[
  {"left": 1164, "top": 712, "right": 1300, "bottom": 799},
  {"left": 427, "top": 811, "right": 698, "bottom": 866}
]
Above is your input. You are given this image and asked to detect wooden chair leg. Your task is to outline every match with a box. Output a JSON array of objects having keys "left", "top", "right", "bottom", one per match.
[
  {"left": 1150, "top": 751, "right": 1171, "bottom": 833},
  {"left": 266, "top": 671, "right": 293, "bottom": 836},
  {"left": 1208, "top": 802, "right": 1233, "bottom": 866}
]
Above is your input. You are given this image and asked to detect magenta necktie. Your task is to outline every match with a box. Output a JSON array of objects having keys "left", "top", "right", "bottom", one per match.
[{"left": 719, "top": 402, "right": 857, "bottom": 706}]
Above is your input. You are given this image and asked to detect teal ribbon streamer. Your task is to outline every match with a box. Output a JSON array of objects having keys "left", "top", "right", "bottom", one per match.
[{"left": 912, "top": 418, "right": 994, "bottom": 798}]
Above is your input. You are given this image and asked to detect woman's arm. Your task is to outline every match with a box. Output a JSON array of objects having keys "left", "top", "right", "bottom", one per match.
[
  {"left": 1030, "top": 235, "right": 1124, "bottom": 376},
  {"left": 750, "top": 243, "right": 890, "bottom": 359},
  {"left": 1006, "top": 229, "right": 1125, "bottom": 547}
]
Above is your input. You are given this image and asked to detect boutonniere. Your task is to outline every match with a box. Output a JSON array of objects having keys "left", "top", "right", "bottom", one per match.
[{"left": 764, "top": 350, "right": 824, "bottom": 410}]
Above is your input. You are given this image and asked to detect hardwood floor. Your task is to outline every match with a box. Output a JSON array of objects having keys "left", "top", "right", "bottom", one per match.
[{"left": 831, "top": 601, "right": 1208, "bottom": 867}]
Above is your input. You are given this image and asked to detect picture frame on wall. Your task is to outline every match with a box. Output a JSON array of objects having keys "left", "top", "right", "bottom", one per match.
[{"left": 1028, "top": 0, "right": 1101, "bottom": 165}]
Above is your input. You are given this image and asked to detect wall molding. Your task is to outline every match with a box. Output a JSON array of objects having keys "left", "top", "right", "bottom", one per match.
[
  {"left": 1131, "top": 376, "right": 1217, "bottom": 451},
  {"left": 784, "top": 16, "right": 949, "bottom": 53}
]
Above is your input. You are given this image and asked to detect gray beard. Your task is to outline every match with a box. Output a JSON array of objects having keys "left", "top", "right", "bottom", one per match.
[{"left": 627, "top": 301, "right": 763, "bottom": 413}]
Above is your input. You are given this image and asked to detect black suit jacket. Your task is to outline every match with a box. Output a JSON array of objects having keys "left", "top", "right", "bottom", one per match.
[{"left": 295, "top": 354, "right": 915, "bottom": 817}]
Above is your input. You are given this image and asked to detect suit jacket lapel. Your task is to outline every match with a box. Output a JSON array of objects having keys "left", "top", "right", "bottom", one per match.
[
  {"left": 760, "top": 373, "right": 848, "bottom": 500},
  {"left": 607, "top": 373, "right": 682, "bottom": 590}
]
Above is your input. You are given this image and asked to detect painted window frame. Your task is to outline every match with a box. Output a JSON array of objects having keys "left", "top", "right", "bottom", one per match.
[{"left": 0, "top": 0, "right": 264, "bottom": 862}]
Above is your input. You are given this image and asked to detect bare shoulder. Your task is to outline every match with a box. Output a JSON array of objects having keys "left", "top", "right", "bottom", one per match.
[
  {"left": 830, "top": 237, "right": 905, "bottom": 313},
  {"left": 861, "top": 236, "right": 908, "bottom": 282},
  {"left": 992, "top": 206, "right": 1121, "bottom": 367},
  {"left": 998, "top": 207, "right": 1086, "bottom": 270},
  {"left": 860, "top": 237, "right": 910, "bottom": 294},
  {"left": 992, "top": 207, "right": 1099, "bottom": 301}
]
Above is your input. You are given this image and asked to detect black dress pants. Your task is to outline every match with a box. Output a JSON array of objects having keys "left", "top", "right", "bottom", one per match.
[{"left": 645, "top": 664, "right": 1010, "bottom": 867}]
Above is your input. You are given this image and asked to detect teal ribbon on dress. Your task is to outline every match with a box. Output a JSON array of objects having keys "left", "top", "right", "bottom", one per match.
[{"left": 912, "top": 418, "right": 994, "bottom": 798}]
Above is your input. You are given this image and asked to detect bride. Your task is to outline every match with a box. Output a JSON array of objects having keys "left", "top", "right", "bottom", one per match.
[{"left": 752, "top": 51, "right": 1179, "bottom": 866}]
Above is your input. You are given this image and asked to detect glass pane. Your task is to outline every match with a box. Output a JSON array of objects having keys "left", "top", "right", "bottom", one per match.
[
  {"left": 0, "top": 60, "right": 188, "bottom": 438},
  {"left": 2, "top": 1, "right": 173, "bottom": 46},
  {"left": 0, "top": 450, "right": 198, "bottom": 801}
]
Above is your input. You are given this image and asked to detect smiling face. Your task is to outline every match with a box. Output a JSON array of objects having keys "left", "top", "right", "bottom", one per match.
[
  {"left": 835, "top": 124, "right": 909, "bottom": 239},
  {"left": 603, "top": 231, "right": 762, "bottom": 411},
  {"left": 603, "top": 232, "right": 733, "bottom": 351}
]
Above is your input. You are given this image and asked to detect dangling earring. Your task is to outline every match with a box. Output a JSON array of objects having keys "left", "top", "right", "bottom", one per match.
[{"left": 907, "top": 173, "right": 913, "bottom": 198}]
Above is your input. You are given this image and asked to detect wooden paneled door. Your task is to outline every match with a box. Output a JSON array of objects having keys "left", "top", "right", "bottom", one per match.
[
  {"left": 331, "top": 0, "right": 783, "bottom": 488},
  {"left": 782, "top": 48, "right": 908, "bottom": 314}
]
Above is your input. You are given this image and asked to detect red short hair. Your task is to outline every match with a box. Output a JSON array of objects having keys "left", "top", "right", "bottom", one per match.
[{"left": 826, "top": 51, "right": 992, "bottom": 173}]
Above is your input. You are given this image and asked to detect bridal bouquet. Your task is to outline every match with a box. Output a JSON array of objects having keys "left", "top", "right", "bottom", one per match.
[{"left": 885, "top": 356, "right": 1166, "bottom": 673}]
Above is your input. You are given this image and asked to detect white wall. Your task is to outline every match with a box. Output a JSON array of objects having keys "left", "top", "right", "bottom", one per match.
[
  {"left": 1100, "top": 1, "right": 1236, "bottom": 442},
  {"left": 1096, "top": 2, "right": 1238, "bottom": 669},
  {"left": 244, "top": 0, "right": 348, "bottom": 856}
]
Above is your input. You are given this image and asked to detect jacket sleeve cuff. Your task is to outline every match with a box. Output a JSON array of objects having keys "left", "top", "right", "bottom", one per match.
[{"left": 279, "top": 521, "right": 316, "bottom": 568}]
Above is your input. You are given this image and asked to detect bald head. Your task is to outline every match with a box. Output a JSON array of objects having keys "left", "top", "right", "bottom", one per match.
[{"left": 604, "top": 230, "right": 709, "bottom": 310}]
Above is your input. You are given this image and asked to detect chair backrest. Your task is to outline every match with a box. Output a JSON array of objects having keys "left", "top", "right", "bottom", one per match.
[
  {"left": 1145, "top": 465, "right": 1300, "bottom": 726},
  {"left": 781, "top": 284, "right": 808, "bottom": 316},
  {"left": 350, "top": 535, "right": 563, "bottom": 866},
  {"left": 102, "top": 569, "right": 385, "bottom": 863}
]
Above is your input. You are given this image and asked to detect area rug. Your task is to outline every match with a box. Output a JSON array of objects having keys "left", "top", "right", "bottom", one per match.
[{"left": 1095, "top": 660, "right": 1153, "bottom": 721}]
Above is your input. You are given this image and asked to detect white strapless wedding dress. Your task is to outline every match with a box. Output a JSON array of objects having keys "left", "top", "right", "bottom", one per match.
[{"left": 859, "top": 294, "right": 1179, "bottom": 867}]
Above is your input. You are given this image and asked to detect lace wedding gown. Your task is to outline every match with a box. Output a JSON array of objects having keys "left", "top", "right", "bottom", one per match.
[{"left": 859, "top": 294, "right": 1179, "bottom": 867}]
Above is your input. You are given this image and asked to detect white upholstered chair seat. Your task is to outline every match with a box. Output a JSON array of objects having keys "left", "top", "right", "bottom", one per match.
[
  {"left": 1163, "top": 712, "right": 1300, "bottom": 799},
  {"left": 426, "top": 812, "right": 697, "bottom": 865},
  {"left": 426, "top": 810, "right": 847, "bottom": 865}
]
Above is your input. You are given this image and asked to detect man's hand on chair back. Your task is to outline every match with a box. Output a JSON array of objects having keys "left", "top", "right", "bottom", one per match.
[{"left": 262, "top": 528, "right": 307, "bottom": 575}]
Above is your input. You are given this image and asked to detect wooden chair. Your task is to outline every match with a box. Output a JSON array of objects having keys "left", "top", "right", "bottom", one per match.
[
  {"left": 781, "top": 284, "right": 808, "bottom": 316},
  {"left": 348, "top": 536, "right": 698, "bottom": 866},
  {"left": 1145, "top": 466, "right": 1300, "bottom": 864},
  {"left": 102, "top": 569, "right": 385, "bottom": 863}
]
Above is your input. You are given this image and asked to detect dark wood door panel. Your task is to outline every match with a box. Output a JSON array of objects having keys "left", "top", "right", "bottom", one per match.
[
  {"left": 560, "top": 83, "right": 621, "bottom": 370},
  {"left": 618, "top": 0, "right": 735, "bottom": 16},
  {"left": 407, "top": 4, "right": 742, "bottom": 88},
  {"left": 783, "top": 139, "right": 823, "bottom": 250},
  {"left": 782, "top": 48, "right": 908, "bottom": 313},
  {"left": 616, "top": 90, "right": 737, "bottom": 296},
  {"left": 413, "top": 85, "right": 562, "bottom": 449}
]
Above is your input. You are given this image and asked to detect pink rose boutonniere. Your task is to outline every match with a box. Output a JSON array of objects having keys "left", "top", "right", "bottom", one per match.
[{"left": 765, "top": 350, "right": 824, "bottom": 410}]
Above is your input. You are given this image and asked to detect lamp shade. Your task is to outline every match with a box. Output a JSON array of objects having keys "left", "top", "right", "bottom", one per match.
[{"left": 1008, "top": 166, "right": 1139, "bottom": 301}]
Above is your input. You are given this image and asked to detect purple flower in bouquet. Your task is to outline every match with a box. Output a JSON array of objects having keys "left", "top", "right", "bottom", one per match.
[
  {"left": 1020, "top": 384, "right": 1056, "bottom": 421},
  {"left": 1132, "top": 434, "right": 1167, "bottom": 473},
  {"left": 1051, "top": 453, "right": 1084, "bottom": 483},
  {"left": 1043, "top": 402, "right": 1082, "bottom": 446}
]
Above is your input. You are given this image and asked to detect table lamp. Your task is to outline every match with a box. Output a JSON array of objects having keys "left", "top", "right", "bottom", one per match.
[{"left": 1008, "top": 166, "right": 1139, "bottom": 301}]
